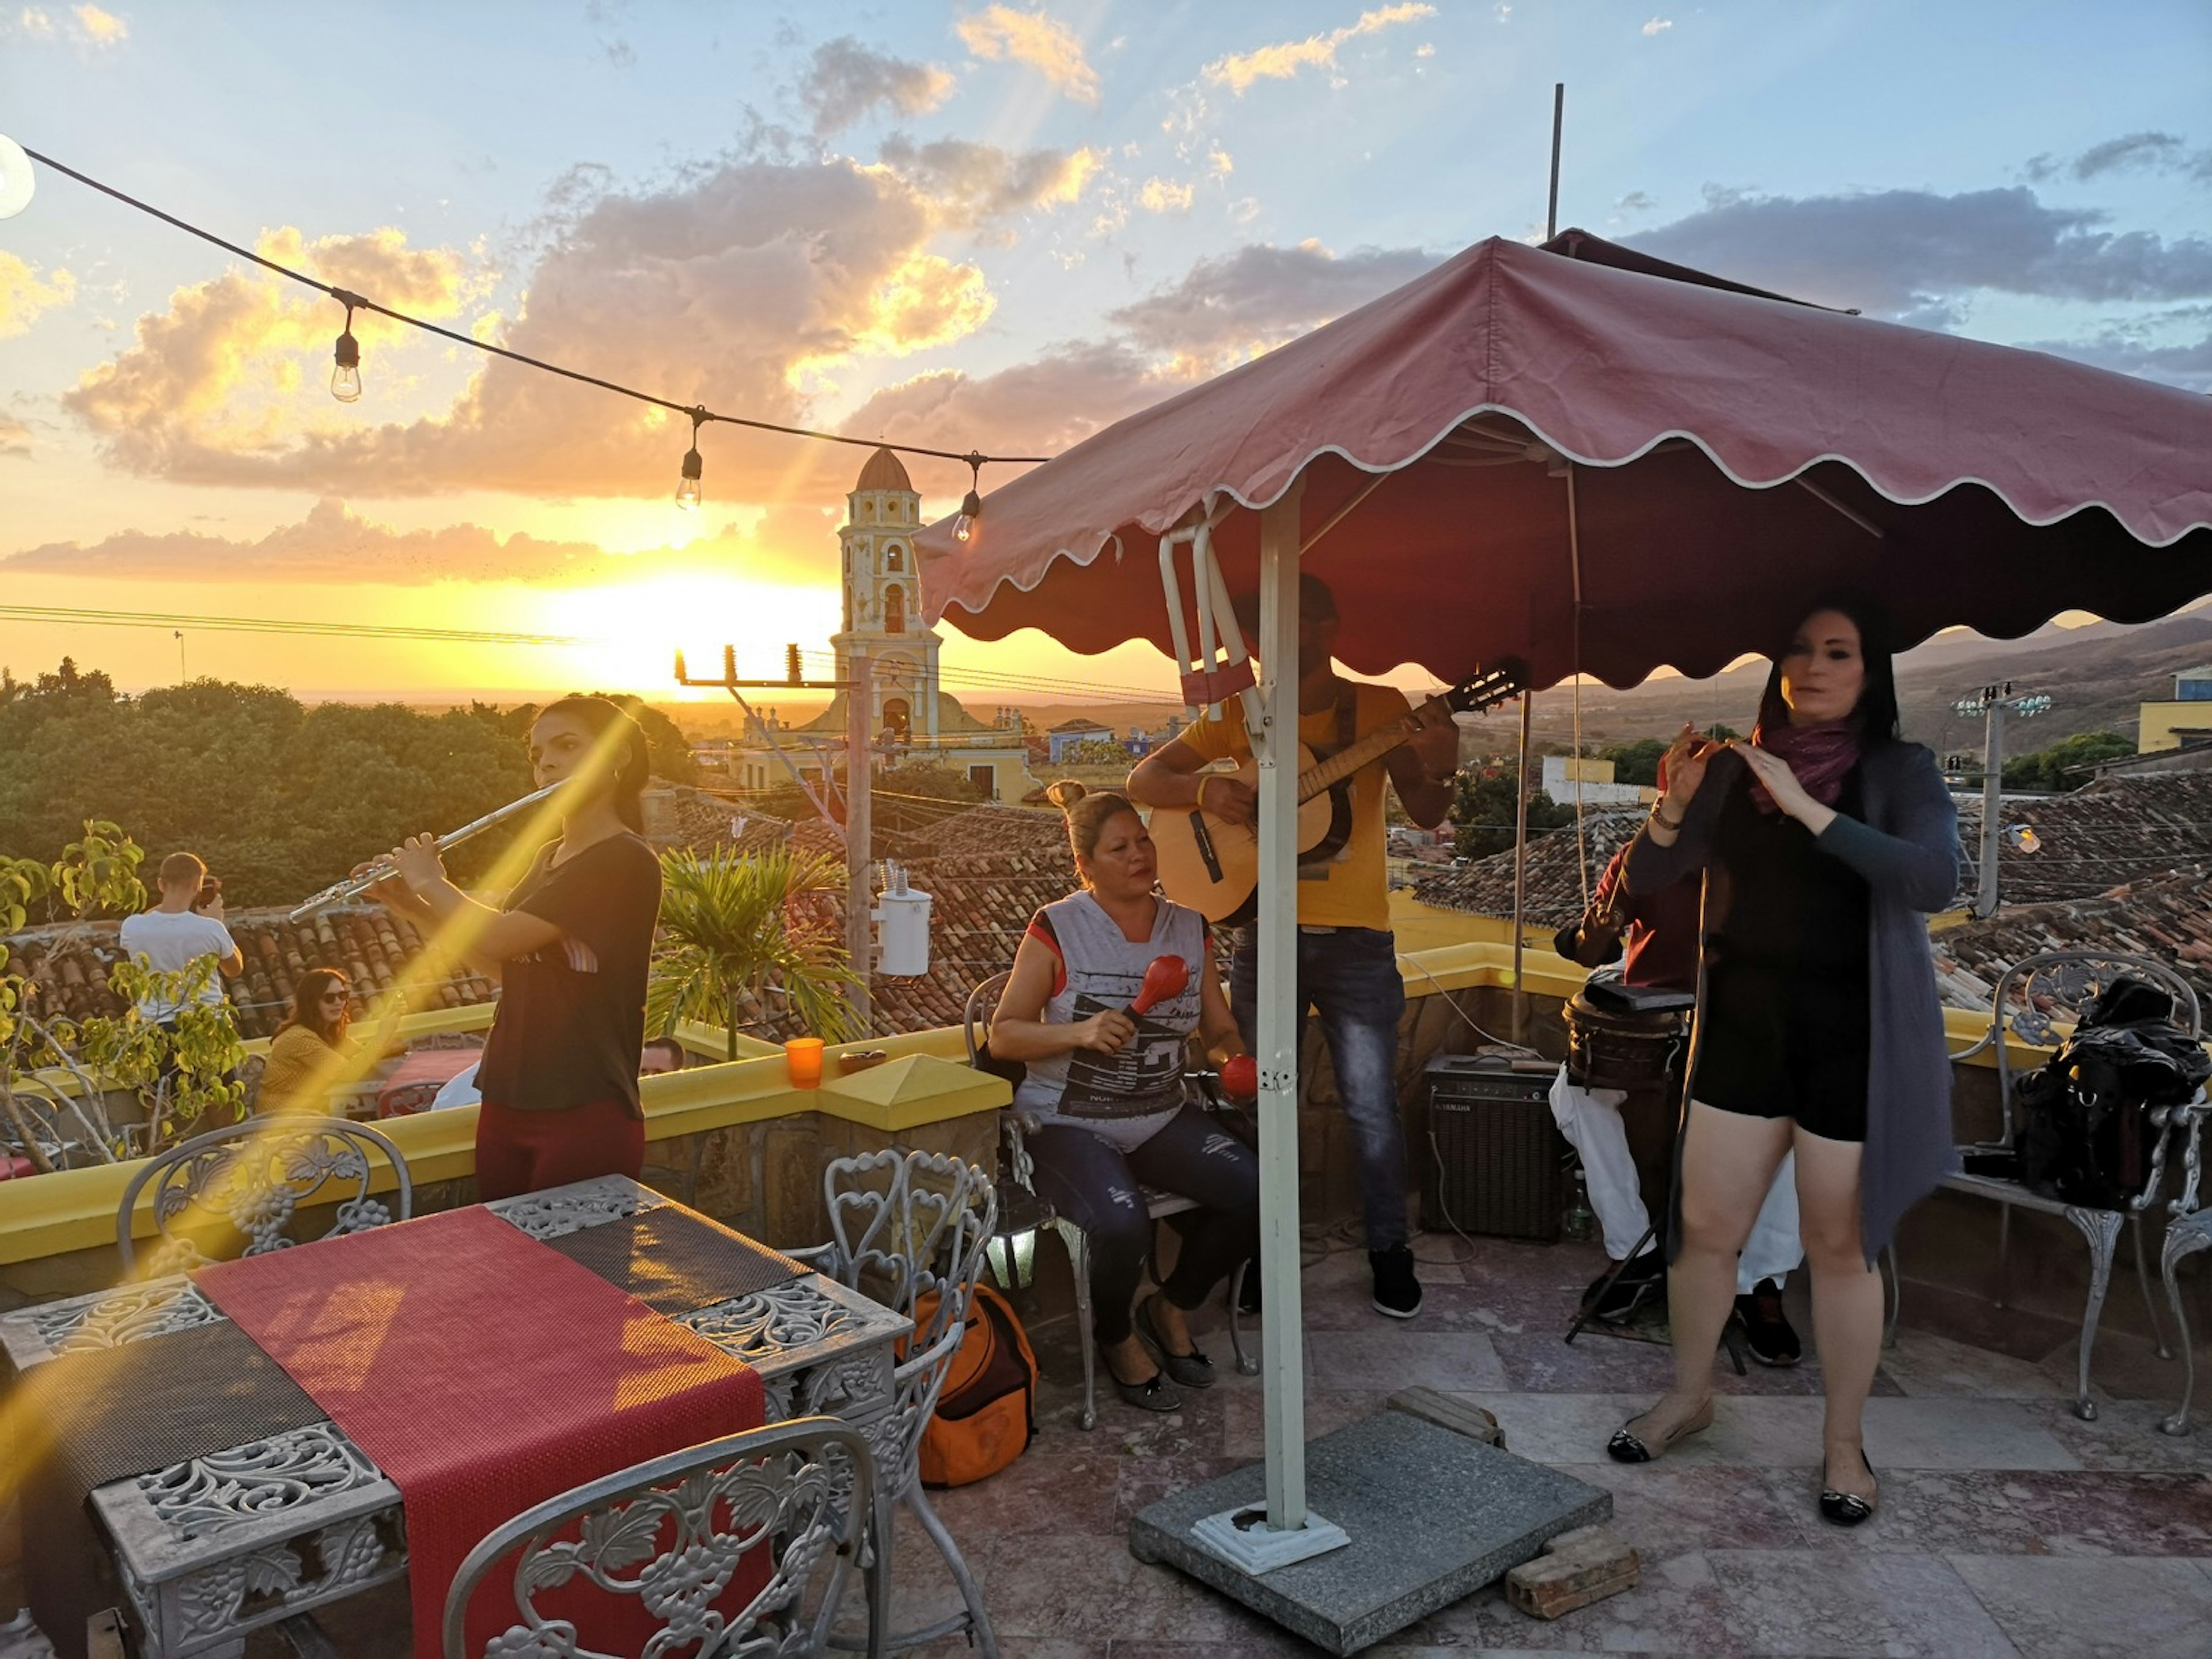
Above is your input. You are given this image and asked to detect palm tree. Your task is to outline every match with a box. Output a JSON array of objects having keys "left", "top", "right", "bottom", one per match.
[{"left": 647, "top": 846, "right": 863, "bottom": 1060}]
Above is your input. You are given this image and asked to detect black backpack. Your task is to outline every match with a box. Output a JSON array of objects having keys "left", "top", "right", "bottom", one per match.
[{"left": 2014, "top": 977, "right": 2210, "bottom": 1209}]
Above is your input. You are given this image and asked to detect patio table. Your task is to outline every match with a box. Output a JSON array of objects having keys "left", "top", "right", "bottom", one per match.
[{"left": 0, "top": 1175, "right": 911, "bottom": 1658}]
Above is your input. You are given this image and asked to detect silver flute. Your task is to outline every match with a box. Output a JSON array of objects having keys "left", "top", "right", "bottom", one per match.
[{"left": 288, "top": 783, "right": 564, "bottom": 921}]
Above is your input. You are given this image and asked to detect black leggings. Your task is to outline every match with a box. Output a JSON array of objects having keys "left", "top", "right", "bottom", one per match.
[{"left": 1025, "top": 1105, "right": 1261, "bottom": 1346}]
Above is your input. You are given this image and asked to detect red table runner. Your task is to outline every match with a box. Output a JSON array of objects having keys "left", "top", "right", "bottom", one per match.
[{"left": 197, "top": 1206, "right": 766, "bottom": 1656}]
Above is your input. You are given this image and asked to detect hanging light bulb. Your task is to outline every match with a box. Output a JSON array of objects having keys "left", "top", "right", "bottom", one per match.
[
  {"left": 0, "top": 134, "right": 36, "bottom": 220},
  {"left": 677, "top": 409, "right": 705, "bottom": 509},
  {"left": 953, "top": 454, "right": 983, "bottom": 542},
  {"left": 329, "top": 294, "right": 363, "bottom": 403}
]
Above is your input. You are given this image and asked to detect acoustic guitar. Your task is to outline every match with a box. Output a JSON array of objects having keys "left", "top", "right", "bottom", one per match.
[{"left": 1149, "top": 664, "right": 1525, "bottom": 922}]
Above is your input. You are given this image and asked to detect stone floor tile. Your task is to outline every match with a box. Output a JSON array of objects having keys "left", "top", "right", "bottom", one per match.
[
  {"left": 1706, "top": 1548, "right": 2019, "bottom": 1656},
  {"left": 1764, "top": 1467, "right": 2050, "bottom": 1556},
  {"left": 1308, "top": 1327, "right": 1510, "bottom": 1392},
  {"left": 2005, "top": 1470, "right": 2212, "bottom": 1556},
  {"left": 1490, "top": 1329, "right": 1833, "bottom": 1396},
  {"left": 1403, "top": 1550, "right": 1755, "bottom": 1655},
  {"left": 1556, "top": 1461, "right": 1810, "bottom": 1562},
  {"left": 1113, "top": 1452, "right": 1248, "bottom": 1525},
  {"left": 2016, "top": 1397, "right": 2212, "bottom": 1473},
  {"left": 1891, "top": 1278, "right": 2081, "bottom": 1364},
  {"left": 1880, "top": 1326, "right": 2104, "bottom": 1400},
  {"left": 1948, "top": 1552, "right": 2212, "bottom": 1659},
  {"left": 926, "top": 1444, "right": 1123, "bottom": 1537},
  {"left": 1857, "top": 1396, "right": 2083, "bottom": 1470},
  {"left": 970, "top": 1531, "right": 1290, "bottom": 1646},
  {"left": 1450, "top": 1391, "right": 1660, "bottom": 1465},
  {"left": 1219, "top": 1386, "right": 1392, "bottom": 1460}
]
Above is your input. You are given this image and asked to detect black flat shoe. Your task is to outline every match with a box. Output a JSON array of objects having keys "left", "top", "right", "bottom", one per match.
[
  {"left": 1819, "top": 1450, "right": 1878, "bottom": 1526},
  {"left": 1135, "top": 1293, "right": 1216, "bottom": 1388},
  {"left": 1606, "top": 1397, "right": 1713, "bottom": 1464},
  {"left": 1104, "top": 1352, "right": 1183, "bottom": 1414}
]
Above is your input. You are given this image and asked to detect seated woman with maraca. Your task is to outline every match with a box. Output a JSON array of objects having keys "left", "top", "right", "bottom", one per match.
[{"left": 990, "top": 782, "right": 1262, "bottom": 1412}]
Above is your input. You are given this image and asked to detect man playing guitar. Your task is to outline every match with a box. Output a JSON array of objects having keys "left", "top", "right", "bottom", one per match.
[{"left": 1127, "top": 573, "right": 1459, "bottom": 1319}]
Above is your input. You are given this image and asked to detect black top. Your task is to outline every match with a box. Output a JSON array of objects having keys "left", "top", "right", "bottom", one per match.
[
  {"left": 1706, "top": 769, "right": 1872, "bottom": 980},
  {"left": 476, "top": 831, "right": 663, "bottom": 1116}
]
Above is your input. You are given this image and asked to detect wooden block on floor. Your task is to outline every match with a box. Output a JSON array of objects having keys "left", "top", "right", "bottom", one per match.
[
  {"left": 1504, "top": 1523, "right": 1641, "bottom": 1620},
  {"left": 1385, "top": 1386, "right": 1504, "bottom": 1448}
]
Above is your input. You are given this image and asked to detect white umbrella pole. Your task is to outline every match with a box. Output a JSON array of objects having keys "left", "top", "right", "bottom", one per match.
[{"left": 1256, "top": 482, "right": 1309, "bottom": 1531}]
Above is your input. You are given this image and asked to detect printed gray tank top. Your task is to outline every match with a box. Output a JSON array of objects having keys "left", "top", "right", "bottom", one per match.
[{"left": 1012, "top": 891, "right": 1207, "bottom": 1152}]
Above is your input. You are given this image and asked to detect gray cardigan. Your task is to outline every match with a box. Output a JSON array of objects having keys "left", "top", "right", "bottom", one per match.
[{"left": 1624, "top": 742, "right": 1961, "bottom": 1260}]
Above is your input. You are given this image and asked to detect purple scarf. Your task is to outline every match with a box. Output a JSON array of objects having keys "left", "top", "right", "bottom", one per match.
[{"left": 1747, "top": 717, "right": 1862, "bottom": 815}]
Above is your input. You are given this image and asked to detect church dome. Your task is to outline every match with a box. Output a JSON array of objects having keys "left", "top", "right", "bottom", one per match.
[{"left": 853, "top": 446, "right": 914, "bottom": 494}]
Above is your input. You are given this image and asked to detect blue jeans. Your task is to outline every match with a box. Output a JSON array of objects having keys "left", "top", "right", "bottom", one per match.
[{"left": 1229, "top": 925, "right": 1410, "bottom": 1251}]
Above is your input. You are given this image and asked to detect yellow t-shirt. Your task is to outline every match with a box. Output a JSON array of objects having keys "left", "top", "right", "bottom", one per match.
[{"left": 1176, "top": 680, "right": 1412, "bottom": 932}]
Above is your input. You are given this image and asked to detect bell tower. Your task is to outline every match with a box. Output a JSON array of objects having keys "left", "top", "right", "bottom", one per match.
[{"left": 831, "top": 446, "right": 941, "bottom": 743}]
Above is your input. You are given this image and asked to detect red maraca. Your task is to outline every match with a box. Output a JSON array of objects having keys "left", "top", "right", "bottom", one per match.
[
  {"left": 1128, "top": 955, "right": 1189, "bottom": 1016},
  {"left": 1218, "top": 1054, "right": 1259, "bottom": 1099}
]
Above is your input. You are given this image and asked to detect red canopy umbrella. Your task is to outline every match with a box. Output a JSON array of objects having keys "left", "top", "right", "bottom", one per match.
[
  {"left": 920, "top": 232, "right": 2212, "bottom": 690},
  {"left": 911, "top": 230, "right": 2212, "bottom": 1574}
]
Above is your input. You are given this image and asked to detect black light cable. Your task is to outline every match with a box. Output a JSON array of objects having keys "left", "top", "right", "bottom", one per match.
[{"left": 17, "top": 145, "right": 1053, "bottom": 485}]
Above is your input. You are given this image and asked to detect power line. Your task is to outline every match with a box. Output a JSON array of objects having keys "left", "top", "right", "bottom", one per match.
[
  {"left": 0, "top": 603, "right": 584, "bottom": 647},
  {"left": 20, "top": 145, "right": 1052, "bottom": 482}
]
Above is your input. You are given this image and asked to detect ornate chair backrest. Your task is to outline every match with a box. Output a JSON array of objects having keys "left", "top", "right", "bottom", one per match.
[
  {"left": 116, "top": 1115, "right": 413, "bottom": 1276},
  {"left": 817, "top": 1149, "right": 996, "bottom": 1498},
  {"left": 961, "top": 971, "right": 1008, "bottom": 1069},
  {"left": 442, "top": 1414, "right": 878, "bottom": 1659},
  {"left": 1990, "top": 950, "right": 2205, "bottom": 1141}
]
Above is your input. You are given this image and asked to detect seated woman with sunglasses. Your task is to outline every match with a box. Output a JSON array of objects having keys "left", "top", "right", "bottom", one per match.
[
  {"left": 256, "top": 968, "right": 400, "bottom": 1115},
  {"left": 988, "top": 782, "right": 1260, "bottom": 1413}
]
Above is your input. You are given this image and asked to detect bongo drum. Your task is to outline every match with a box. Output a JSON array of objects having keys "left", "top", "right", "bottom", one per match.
[{"left": 1564, "top": 993, "right": 1685, "bottom": 1092}]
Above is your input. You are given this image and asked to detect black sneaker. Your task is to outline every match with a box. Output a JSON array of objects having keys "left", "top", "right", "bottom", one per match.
[
  {"left": 1583, "top": 1246, "right": 1666, "bottom": 1320},
  {"left": 1370, "top": 1245, "right": 1423, "bottom": 1320},
  {"left": 1733, "top": 1278, "right": 1802, "bottom": 1366}
]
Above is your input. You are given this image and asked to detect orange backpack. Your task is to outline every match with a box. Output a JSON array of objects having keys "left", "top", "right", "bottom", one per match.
[{"left": 904, "top": 1283, "right": 1040, "bottom": 1487}]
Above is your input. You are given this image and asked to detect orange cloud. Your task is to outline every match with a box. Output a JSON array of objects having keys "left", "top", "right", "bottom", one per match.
[
  {"left": 64, "top": 161, "right": 999, "bottom": 504},
  {"left": 0, "top": 253, "right": 77, "bottom": 337},
  {"left": 956, "top": 5, "right": 1101, "bottom": 107},
  {"left": 1203, "top": 3, "right": 1434, "bottom": 94}
]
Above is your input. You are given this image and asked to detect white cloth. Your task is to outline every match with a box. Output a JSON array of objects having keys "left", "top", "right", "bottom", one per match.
[
  {"left": 430, "top": 1061, "right": 483, "bottom": 1112},
  {"left": 1550, "top": 1065, "right": 1804, "bottom": 1293},
  {"left": 117, "top": 908, "right": 237, "bottom": 1018}
]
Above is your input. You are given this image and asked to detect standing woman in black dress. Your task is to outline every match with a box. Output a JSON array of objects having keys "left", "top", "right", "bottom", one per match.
[
  {"left": 369, "top": 695, "right": 665, "bottom": 1200},
  {"left": 1607, "top": 600, "right": 1958, "bottom": 1525}
]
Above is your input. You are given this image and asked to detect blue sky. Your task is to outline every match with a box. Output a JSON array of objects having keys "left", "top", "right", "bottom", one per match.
[{"left": 2, "top": 0, "right": 2208, "bottom": 697}]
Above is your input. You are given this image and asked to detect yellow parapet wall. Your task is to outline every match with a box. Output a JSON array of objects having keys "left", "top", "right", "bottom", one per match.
[{"left": 0, "top": 928, "right": 2030, "bottom": 1271}]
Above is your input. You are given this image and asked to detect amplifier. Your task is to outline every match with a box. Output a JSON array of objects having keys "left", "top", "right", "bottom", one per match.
[{"left": 1419, "top": 1054, "right": 1567, "bottom": 1243}]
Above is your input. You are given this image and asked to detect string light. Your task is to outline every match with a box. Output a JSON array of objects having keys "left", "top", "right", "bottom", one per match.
[
  {"left": 0, "top": 134, "right": 33, "bottom": 219},
  {"left": 329, "top": 289, "right": 364, "bottom": 404},
  {"left": 9, "top": 142, "right": 1052, "bottom": 499},
  {"left": 677, "top": 408, "right": 704, "bottom": 509},
  {"left": 953, "top": 452, "right": 983, "bottom": 543}
]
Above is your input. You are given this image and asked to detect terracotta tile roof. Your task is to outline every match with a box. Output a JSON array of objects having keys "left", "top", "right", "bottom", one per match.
[
  {"left": 1410, "top": 810, "right": 1649, "bottom": 929},
  {"left": 1956, "top": 772, "right": 2212, "bottom": 906},
  {"left": 889, "top": 804, "right": 1071, "bottom": 863},
  {"left": 1416, "top": 774, "right": 2212, "bottom": 927},
  {"left": 3, "top": 907, "right": 499, "bottom": 1041},
  {"left": 1931, "top": 863, "right": 2212, "bottom": 1012}
]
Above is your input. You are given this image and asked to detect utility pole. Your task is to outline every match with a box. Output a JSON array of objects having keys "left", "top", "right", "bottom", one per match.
[
  {"left": 845, "top": 652, "right": 873, "bottom": 1029},
  {"left": 174, "top": 630, "right": 185, "bottom": 683},
  {"left": 1952, "top": 681, "right": 2052, "bottom": 918},
  {"left": 676, "top": 644, "right": 874, "bottom": 1027}
]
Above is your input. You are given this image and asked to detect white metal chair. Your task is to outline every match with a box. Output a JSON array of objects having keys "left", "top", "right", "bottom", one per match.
[
  {"left": 116, "top": 1114, "right": 411, "bottom": 1275},
  {"left": 2157, "top": 1202, "right": 2211, "bottom": 1436},
  {"left": 800, "top": 1148, "right": 1000, "bottom": 1657},
  {"left": 963, "top": 971, "right": 1256, "bottom": 1432},
  {"left": 442, "top": 1414, "right": 882, "bottom": 1659},
  {"left": 1930, "top": 950, "right": 2207, "bottom": 1420}
]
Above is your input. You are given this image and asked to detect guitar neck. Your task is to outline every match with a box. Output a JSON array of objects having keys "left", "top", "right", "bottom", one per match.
[
  {"left": 1290, "top": 669, "right": 1520, "bottom": 802},
  {"left": 1294, "top": 711, "right": 1426, "bottom": 801}
]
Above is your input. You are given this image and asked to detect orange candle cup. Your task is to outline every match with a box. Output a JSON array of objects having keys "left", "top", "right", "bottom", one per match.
[{"left": 784, "top": 1037, "right": 825, "bottom": 1089}]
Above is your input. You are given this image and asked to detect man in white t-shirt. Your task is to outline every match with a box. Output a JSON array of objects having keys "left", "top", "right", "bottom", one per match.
[{"left": 118, "top": 852, "right": 244, "bottom": 1022}]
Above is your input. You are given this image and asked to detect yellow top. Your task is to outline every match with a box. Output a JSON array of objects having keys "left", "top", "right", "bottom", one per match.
[
  {"left": 256, "top": 1024, "right": 359, "bottom": 1114},
  {"left": 1176, "top": 680, "right": 1412, "bottom": 932}
]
